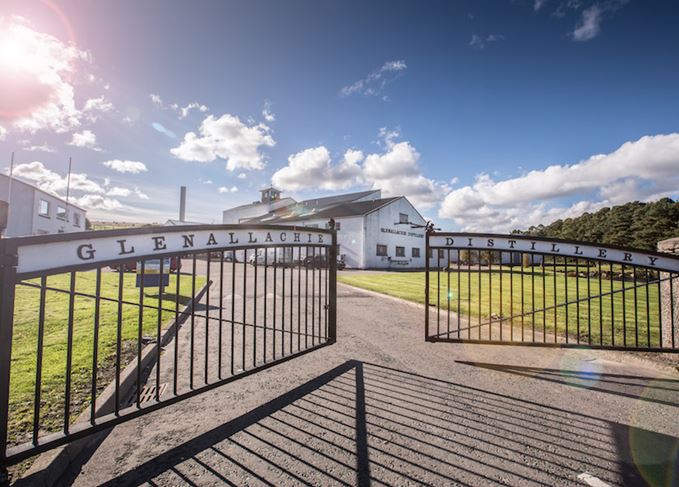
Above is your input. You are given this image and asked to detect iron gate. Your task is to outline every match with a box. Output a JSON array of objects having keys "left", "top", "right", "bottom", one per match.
[
  {"left": 0, "top": 223, "right": 337, "bottom": 472},
  {"left": 425, "top": 231, "right": 679, "bottom": 352}
]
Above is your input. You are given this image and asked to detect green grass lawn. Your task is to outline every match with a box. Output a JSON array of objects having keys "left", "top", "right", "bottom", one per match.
[
  {"left": 9, "top": 269, "right": 204, "bottom": 446},
  {"left": 338, "top": 268, "right": 661, "bottom": 346}
]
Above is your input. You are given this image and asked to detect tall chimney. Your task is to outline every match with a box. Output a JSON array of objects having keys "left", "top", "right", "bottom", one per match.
[{"left": 179, "top": 186, "right": 186, "bottom": 222}]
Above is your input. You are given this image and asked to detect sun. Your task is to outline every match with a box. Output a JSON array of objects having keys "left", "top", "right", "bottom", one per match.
[{"left": 0, "top": 25, "right": 43, "bottom": 73}]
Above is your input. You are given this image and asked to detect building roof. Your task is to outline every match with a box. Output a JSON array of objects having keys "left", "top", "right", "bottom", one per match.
[
  {"left": 222, "top": 196, "right": 296, "bottom": 213},
  {"left": 247, "top": 197, "right": 401, "bottom": 223},
  {"left": 0, "top": 173, "right": 87, "bottom": 212},
  {"left": 295, "top": 189, "right": 381, "bottom": 210}
]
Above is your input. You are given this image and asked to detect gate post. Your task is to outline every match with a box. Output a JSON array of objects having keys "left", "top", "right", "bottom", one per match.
[
  {"left": 424, "top": 224, "right": 431, "bottom": 341},
  {"left": 0, "top": 240, "right": 18, "bottom": 485},
  {"left": 658, "top": 238, "right": 679, "bottom": 349},
  {"left": 328, "top": 220, "right": 337, "bottom": 344}
]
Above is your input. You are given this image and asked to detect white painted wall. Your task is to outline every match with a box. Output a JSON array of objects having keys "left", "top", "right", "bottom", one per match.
[{"left": 222, "top": 197, "right": 295, "bottom": 224}]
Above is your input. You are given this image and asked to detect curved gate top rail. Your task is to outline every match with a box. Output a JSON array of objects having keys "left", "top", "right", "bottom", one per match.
[
  {"left": 428, "top": 232, "right": 679, "bottom": 273},
  {"left": 1, "top": 223, "right": 334, "bottom": 278}
]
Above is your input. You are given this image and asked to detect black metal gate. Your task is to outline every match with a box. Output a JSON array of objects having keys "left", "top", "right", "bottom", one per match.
[
  {"left": 425, "top": 231, "right": 679, "bottom": 352},
  {"left": 0, "top": 223, "right": 337, "bottom": 472}
]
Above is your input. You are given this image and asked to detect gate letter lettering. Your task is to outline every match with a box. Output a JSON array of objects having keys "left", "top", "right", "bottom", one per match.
[
  {"left": 152, "top": 236, "right": 167, "bottom": 251},
  {"left": 117, "top": 239, "right": 135, "bottom": 255},
  {"left": 445, "top": 237, "right": 454, "bottom": 246},
  {"left": 77, "top": 244, "right": 96, "bottom": 261}
]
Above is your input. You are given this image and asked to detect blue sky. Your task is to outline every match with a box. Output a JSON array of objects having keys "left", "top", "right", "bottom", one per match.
[{"left": 1, "top": 0, "right": 678, "bottom": 230}]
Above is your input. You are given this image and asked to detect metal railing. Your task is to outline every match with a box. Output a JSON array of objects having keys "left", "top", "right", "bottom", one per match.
[
  {"left": 0, "top": 224, "right": 337, "bottom": 473},
  {"left": 425, "top": 232, "right": 679, "bottom": 352}
]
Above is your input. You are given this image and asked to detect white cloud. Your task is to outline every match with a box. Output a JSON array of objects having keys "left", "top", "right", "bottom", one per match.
[
  {"left": 218, "top": 186, "right": 238, "bottom": 193},
  {"left": 272, "top": 147, "right": 363, "bottom": 192},
  {"left": 106, "top": 186, "right": 131, "bottom": 197},
  {"left": 171, "top": 102, "right": 209, "bottom": 119},
  {"left": 439, "top": 133, "right": 679, "bottom": 231},
  {"left": 150, "top": 93, "right": 163, "bottom": 106},
  {"left": 0, "top": 125, "right": 6, "bottom": 140},
  {"left": 134, "top": 186, "right": 149, "bottom": 199},
  {"left": 534, "top": 0, "right": 547, "bottom": 11},
  {"left": 11, "top": 161, "right": 104, "bottom": 195},
  {"left": 73, "top": 194, "right": 123, "bottom": 211},
  {"left": 171, "top": 113, "right": 275, "bottom": 171},
  {"left": 470, "top": 33, "right": 504, "bottom": 49},
  {"left": 340, "top": 60, "right": 407, "bottom": 98},
  {"left": 1, "top": 17, "right": 91, "bottom": 133},
  {"left": 102, "top": 159, "right": 147, "bottom": 174},
  {"left": 237, "top": 172, "right": 247, "bottom": 179},
  {"left": 572, "top": 4, "right": 602, "bottom": 41},
  {"left": 68, "top": 129, "right": 101, "bottom": 151},
  {"left": 262, "top": 100, "right": 275, "bottom": 122},
  {"left": 23, "top": 143, "right": 56, "bottom": 152},
  {"left": 271, "top": 129, "right": 448, "bottom": 208},
  {"left": 83, "top": 96, "right": 114, "bottom": 121}
]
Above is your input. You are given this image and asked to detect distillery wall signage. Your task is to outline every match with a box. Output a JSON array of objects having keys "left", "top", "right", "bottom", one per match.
[
  {"left": 15, "top": 228, "right": 331, "bottom": 275},
  {"left": 428, "top": 234, "right": 679, "bottom": 272},
  {"left": 380, "top": 228, "right": 424, "bottom": 238}
]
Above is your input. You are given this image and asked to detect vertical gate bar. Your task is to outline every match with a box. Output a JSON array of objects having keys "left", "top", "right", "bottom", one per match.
[
  {"left": 316, "top": 246, "right": 321, "bottom": 350},
  {"left": 156, "top": 258, "right": 165, "bottom": 399},
  {"left": 63, "top": 271, "right": 76, "bottom": 433},
  {"left": 219, "top": 251, "right": 225, "bottom": 376},
  {"left": 531, "top": 254, "right": 535, "bottom": 342},
  {"left": 310, "top": 247, "right": 315, "bottom": 346},
  {"left": 242, "top": 249, "right": 247, "bottom": 369},
  {"left": 90, "top": 269, "right": 101, "bottom": 424},
  {"left": 0, "top": 245, "right": 17, "bottom": 469},
  {"left": 272, "top": 248, "right": 277, "bottom": 361},
  {"left": 576, "top": 258, "right": 580, "bottom": 344},
  {"left": 542, "top": 255, "right": 546, "bottom": 343},
  {"left": 621, "top": 264, "right": 627, "bottom": 347},
  {"left": 231, "top": 250, "right": 236, "bottom": 374},
  {"left": 478, "top": 250, "right": 482, "bottom": 340},
  {"left": 291, "top": 249, "right": 295, "bottom": 355},
  {"left": 282, "top": 251, "right": 286, "bottom": 355},
  {"left": 457, "top": 249, "right": 461, "bottom": 338},
  {"left": 553, "top": 256, "right": 557, "bottom": 344},
  {"left": 488, "top": 251, "right": 492, "bottom": 340},
  {"left": 424, "top": 232, "right": 430, "bottom": 340},
  {"left": 33, "top": 276, "right": 47, "bottom": 443},
  {"left": 657, "top": 273, "right": 662, "bottom": 348},
  {"left": 509, "top": 253, "right": 513, "bottom": 342},
  {"left": 610, "top": 263, "right": 615, "bottom": 347},
  {"left": 598, "top": 262, "right": 603, "bottom": 346},
  {"left": 437, "top": 249, "right": 441, "bottom": 337},
  {"left": 521, "top": 252, "right": 526, "bottom": 342},
  {"left": 263, "top": 249, "right": 267, "bottom": 364},
  {"left": 325, "top": 247, "right": 329, "bottom": 341},
  {"left": 645, "top": 268, "right": 650, "bottom": 347},
  {"left": 173, "top": 259, "right": 180, "bottom": 395},
  {"left": 671, "top": 274, "right": 676, "bottom": 349},
  {"left": 633, "top": 268, "right": 639, "bottom": 347},
  {"left": 329, "top": 229, "right": 338, "bottom": 344},
  {"left": 587, "top": 258, "right": 592, "bottom": 345},
  {"left": 138, "top": 262, "right": 145, "bottom": 407},
  {"left": 447, "top": 249, "right": 451, "bottom": 338},
  {"left": 300, "top": 246, "right": 304, "bottom": 348},
  {"left": 467, "top": 250, "right": 471, "bottom": 340},
  {"left": 564, "top": 256, "right": 569, "bottom": 344},
  {"left": 253, "top": 248, "right": 257, "bottom": 367},
  {"left": 115, "top": 268, "right": 124, "bottom": 416},
  {"left": 305, "top": 246, "right": 309, "bottom": 347},
  {"left": 190, "top": 254, "right": 196, "bottom": 388},
  {"left": 205, "top": 252, "right": 211, "bottom": 383},
  {"left": 499, "top": 251, "right": 503, "bottom": 341}
]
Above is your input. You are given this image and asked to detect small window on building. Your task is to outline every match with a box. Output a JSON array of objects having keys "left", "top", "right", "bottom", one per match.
[
  {"left": 73, "top": 213, "right": 81, "bottom": 227},
  {"left": 428, "top": 248, "right": 433, "bottom": 258},
  {"left": 336, "top": 221, "right": 341, "bottom": 230},
  {"left": 412, "top": 247, "right": 421, "bottom": 258},
  {"left": 56, "top": 205, "right": 67, "bottom": 220},
  {"left": 399, "top": 213, "right": 409, "bottom": 224},
  {"left": 38, "top": 199, "right": 50, "bottom": 217},
  {"left": 438, "top": 249, "right": 445, "bottom": 259},
  {"left": 396, "top": 246, "right": 405, "bottom": 257},
  {"left": 376, "top": 244, "right": 388, "bottom": 256}
]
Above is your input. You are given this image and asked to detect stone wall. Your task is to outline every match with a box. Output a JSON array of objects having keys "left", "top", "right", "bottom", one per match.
[{"left": 658, "top": 237, "right": 679, "bottom": 349}]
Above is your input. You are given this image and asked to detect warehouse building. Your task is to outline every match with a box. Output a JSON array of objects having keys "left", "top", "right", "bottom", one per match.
[
  {"left": 0, "top": 173, "right": 87, "bottom": 237},
  {"left": 223, "top": 187, "right": 427, "bottom": 269}
]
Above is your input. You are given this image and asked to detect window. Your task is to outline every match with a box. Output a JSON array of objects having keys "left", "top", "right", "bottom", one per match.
[
  {"left": 73, "top": 213, "right": 81, "bottom": 227},
  {"left": 38, "top": 199, "right": 50, "bottom": 217},
  {"left": 376, "top": 244, "right": 388, "bottom": 256},
  {"left": 428, "top": 248, "right": 433, "bottom": 258},
  {"left": 438, "top": 249, "right": 445, "bottom": 259},
  {"left": 336, "top": 221, "right": 341, "bottom": 230},
  {"left": 395, "top": 246, "right": 405, "bottom": 257},
  {"left": 56, "top": 205, "right": 68, "bottom": 220},
  {"left": 412, "top": 247, "right": 421, "bottom": 258},
  {"left": 399, "top": 213, "right": 409, "bottom": 224}
]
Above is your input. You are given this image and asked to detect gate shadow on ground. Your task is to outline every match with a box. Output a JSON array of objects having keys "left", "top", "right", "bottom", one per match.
[
  {"left": 91, "top": 360, "right": 677, "bottom": 487},
  {"left": 456, "top": 360, "right": 679, "bottom": 408}
]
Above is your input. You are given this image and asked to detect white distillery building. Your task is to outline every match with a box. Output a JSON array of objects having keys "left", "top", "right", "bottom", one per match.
[
  {"left": 223, "top": 187, "right": 427, "bottom": 269},
  {"left": 0, "top": 173, "right": 88, "bottom": 237}
]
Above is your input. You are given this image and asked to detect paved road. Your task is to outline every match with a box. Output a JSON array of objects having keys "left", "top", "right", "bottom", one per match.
[{"left": 55, "top": 272, "right": 679, "bottom": 486}]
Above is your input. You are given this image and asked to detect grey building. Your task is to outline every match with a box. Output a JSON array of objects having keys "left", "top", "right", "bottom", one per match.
[{"left": 0, "top": 173, "right": 87, "bottom": 237}]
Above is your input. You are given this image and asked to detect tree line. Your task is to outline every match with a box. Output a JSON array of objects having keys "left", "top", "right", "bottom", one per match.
[{"left": 513, "top": 198, "right": 679, "bottom": 251}]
